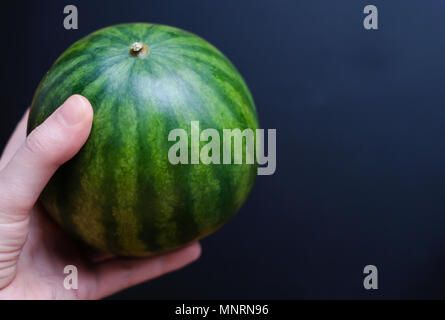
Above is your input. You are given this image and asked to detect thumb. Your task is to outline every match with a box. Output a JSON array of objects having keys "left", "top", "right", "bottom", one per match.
[
  {"left": 0, "top": 95, "right": 93, "bottom": 288},
  {"left": 0, "top": 95, "right": 93, "bottom": 220}
]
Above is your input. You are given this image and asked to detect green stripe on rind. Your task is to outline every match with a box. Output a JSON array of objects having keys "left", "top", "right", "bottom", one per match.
[
  {"left": 131, "top": 59, "right": 181, "bottom": 251},
  {"left": 147, "top": 55, "right": 252, "bottom": 236},
  {"left": 147, "top": 59, "right": 224, "bottom": 240}
]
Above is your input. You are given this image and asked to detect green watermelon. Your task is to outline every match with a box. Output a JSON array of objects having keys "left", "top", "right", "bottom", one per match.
[{"left": 27, "top": 23, "right": 259, "bottom": 256}]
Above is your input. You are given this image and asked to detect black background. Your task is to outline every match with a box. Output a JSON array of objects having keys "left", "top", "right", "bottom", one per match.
[{"left": 2, "top": 0, "right": 445, "bottom": 299}]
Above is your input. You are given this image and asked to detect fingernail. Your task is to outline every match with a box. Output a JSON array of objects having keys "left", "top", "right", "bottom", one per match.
[{"left": 58, "top": 95, "right": 89, "bottom": 127}]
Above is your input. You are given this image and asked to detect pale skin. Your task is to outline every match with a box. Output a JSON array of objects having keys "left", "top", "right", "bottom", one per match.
[{"left": 0, "top": 95, "right": 201, "bottom": 299}]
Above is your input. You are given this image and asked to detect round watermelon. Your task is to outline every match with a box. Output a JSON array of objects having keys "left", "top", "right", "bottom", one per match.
[{"left": 27, "top": 23, "right": 258, "bottom": 256}]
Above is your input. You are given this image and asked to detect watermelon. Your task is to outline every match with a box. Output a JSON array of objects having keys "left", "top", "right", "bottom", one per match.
[{"left": 27, "top": 23, "right": 259, "bottom": 256}]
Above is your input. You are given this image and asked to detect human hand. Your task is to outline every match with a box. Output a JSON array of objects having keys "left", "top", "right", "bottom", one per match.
[{"left": 0, "top": 95, "right": 201, "bottom": 299}]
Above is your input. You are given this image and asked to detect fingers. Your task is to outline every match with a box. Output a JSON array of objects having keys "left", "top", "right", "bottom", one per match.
[
  {"left": 91, "top": 242, "right": 202, "bottom": 299},
  {"left": 0, "top": 95, "right": 93, "bottom": 223},
  {"left": 0, "top": 109, "right": 29, "bottom": 171}
]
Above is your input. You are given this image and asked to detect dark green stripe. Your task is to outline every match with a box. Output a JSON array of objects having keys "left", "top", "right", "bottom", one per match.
[
  {"left": 99, "top": 93, "right": 124, "bottom": 252},
  {"left": 128, "top": 60, "right": 163, "bottom": 252}
]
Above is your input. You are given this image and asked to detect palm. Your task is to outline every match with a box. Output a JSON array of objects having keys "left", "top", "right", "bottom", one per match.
[
  {"left": 0, "top": 205, "right": 96, "bottom": 299},
  {"left": 0, "top": 106, "right": 201, "bottom": 299},
  {"left": 0, "top": 203, "right": 200, "bottom": 300}
]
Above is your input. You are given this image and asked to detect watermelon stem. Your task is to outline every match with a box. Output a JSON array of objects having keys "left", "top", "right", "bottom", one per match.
[{"left": 129, "top": 42, "right": 149, "bottom": 58}]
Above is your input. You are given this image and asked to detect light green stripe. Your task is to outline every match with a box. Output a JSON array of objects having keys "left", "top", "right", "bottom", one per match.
[{"left": 113, "top": 87, "right": 147, "bottom": 252}]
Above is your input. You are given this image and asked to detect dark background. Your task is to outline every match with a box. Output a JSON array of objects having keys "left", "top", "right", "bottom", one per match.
[{"left": 2, "top": 0, "right": 445, "bottom": 299}]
